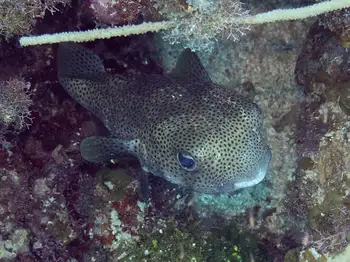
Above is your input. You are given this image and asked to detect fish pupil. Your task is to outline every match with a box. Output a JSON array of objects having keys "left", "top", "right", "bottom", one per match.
[{"left": 177, "top": 151, "right": 196, "bottom": 171}]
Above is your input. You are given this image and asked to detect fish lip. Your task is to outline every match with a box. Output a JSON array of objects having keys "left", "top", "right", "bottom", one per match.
[
  {"left": 233, "top": 169, "right": 267, "bottom": 190},
  {"left": 233, "top": 148, "right": 272, "bottom": 191}
]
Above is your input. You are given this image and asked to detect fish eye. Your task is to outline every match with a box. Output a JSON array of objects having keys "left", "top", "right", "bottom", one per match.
[{"left": 177, "top": 151, "right": 196, "bottom": 171}]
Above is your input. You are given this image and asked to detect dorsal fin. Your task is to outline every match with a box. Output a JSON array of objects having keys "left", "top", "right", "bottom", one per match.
[{"left": 170, "top": 48, "right": 212, "bottom": 84}]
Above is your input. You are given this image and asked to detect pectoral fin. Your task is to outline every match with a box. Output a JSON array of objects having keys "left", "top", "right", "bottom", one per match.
[{"left": 80, "top": 136, "right": 139, "bottom": 163}]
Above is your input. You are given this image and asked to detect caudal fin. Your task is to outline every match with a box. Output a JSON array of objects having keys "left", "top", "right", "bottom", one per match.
[
  {"left": 57, "top": 43, "right": 105, "bottom": 80},
  {"left": 57, "top": 43, "right": 111, "bottom": 116}
]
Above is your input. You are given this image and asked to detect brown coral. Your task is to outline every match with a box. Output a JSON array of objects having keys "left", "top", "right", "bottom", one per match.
[
  {"left": 0, "top": 0, "right": 71, "bottom": 39},
  {"left": 0, "top": 78, "right": 33, "bottom": 131},
  {"left": 88, "top": 0, "right": 157, "bottom": 26}
]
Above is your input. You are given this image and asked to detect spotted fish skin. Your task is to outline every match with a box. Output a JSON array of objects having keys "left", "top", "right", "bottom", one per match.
[{"left": 57, "top": 43, "right": 271, "bottom": 194}]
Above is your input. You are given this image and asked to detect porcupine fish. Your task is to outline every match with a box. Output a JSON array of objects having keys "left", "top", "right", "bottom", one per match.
[{"left": 57, "top": 43, "right": 271, "bottom": 195}]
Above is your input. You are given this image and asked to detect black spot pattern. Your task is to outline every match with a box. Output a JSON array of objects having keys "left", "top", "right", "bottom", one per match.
[
  {"left": 57, "top": 44, "right": 271, "bottom": 194},
  {"left": 131, "top": 78, "right": 270, "bottom": 193}
]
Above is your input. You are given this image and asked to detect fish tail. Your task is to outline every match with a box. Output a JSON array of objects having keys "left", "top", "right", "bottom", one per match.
[
  {"left": 57, "top": 43, "right": 106, "bottom": 79},
  {"left": 57, "top": 43, "right": 109, "bottom": 113}
]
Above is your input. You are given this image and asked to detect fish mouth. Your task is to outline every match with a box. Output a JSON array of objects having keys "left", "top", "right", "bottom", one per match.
[
  {"left": 233, "top": 147, "right": 272, "bottom": 191},
  {"left": 233, "top": 167, "right": 267, "bottom": 190}
]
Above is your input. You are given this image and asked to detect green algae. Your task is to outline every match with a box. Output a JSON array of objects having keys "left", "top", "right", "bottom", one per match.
[
  {"left": 96, "top": 167, "right": 133, "bottom": 201},
  {"left": 299, "top": 157, "right": 315, "bottom": 171},
  {"left": 126, "top": 217, "right": 270, "bottom": 262},
  {"left": 307, "top": 190, "right": 345, "bottom": 230},
  {"left": 284, "top": 248, "right": 327, "bottom": 262}
]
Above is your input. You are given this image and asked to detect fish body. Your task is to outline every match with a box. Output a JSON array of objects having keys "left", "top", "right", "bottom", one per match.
[{"left": 57, "top": 43, "right": 271, "bottom": 194}]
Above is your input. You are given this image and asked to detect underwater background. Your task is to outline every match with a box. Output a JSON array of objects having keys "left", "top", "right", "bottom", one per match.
[{"left": 0, "top": 0, "right": 350, "bottom": 261}]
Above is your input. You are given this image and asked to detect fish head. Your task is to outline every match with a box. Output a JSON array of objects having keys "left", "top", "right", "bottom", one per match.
[{"left": 140, "top": 106, "right": 271, "bottom": 194}]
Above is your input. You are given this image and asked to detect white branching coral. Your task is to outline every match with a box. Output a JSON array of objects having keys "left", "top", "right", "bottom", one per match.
[
  {"left": 19, "top": 0, "right": 350, "bottom": 50},
  {"left": 0, "top": 0, "right": 71, "bottom": 38},
  {"left": 163, "top": 0, "right": 250, "bottom": 52},
  {"left": 0, "top": 78, "right": 33, "bottom": 131}
]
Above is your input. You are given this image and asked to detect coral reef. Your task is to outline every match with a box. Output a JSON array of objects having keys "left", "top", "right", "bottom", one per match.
[
  {"left": 0, "top": 78, "right": 33, "bottom": 131},
  {"left": 0, "top": 0, "right": 350, "bottom": 261},
  {"left": 0, "top": 0, "right": 71, "bottom": 39},
  {"left": 160, "top": 0, "right": 251, "bottom": 52},
  {"left": 87, "top": 0, "right": 158, "bottom": 26}
]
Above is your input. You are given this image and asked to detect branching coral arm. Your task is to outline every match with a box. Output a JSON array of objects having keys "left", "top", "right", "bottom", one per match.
[
  {"left": 239, "top": 0, "right": 350, "bottom": 24},
  {"left": 19, "top": 0, "right": 350, "bottom": 47},
  {"left": 19, "top": 21, "right": 174, "bottom": 47}
]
